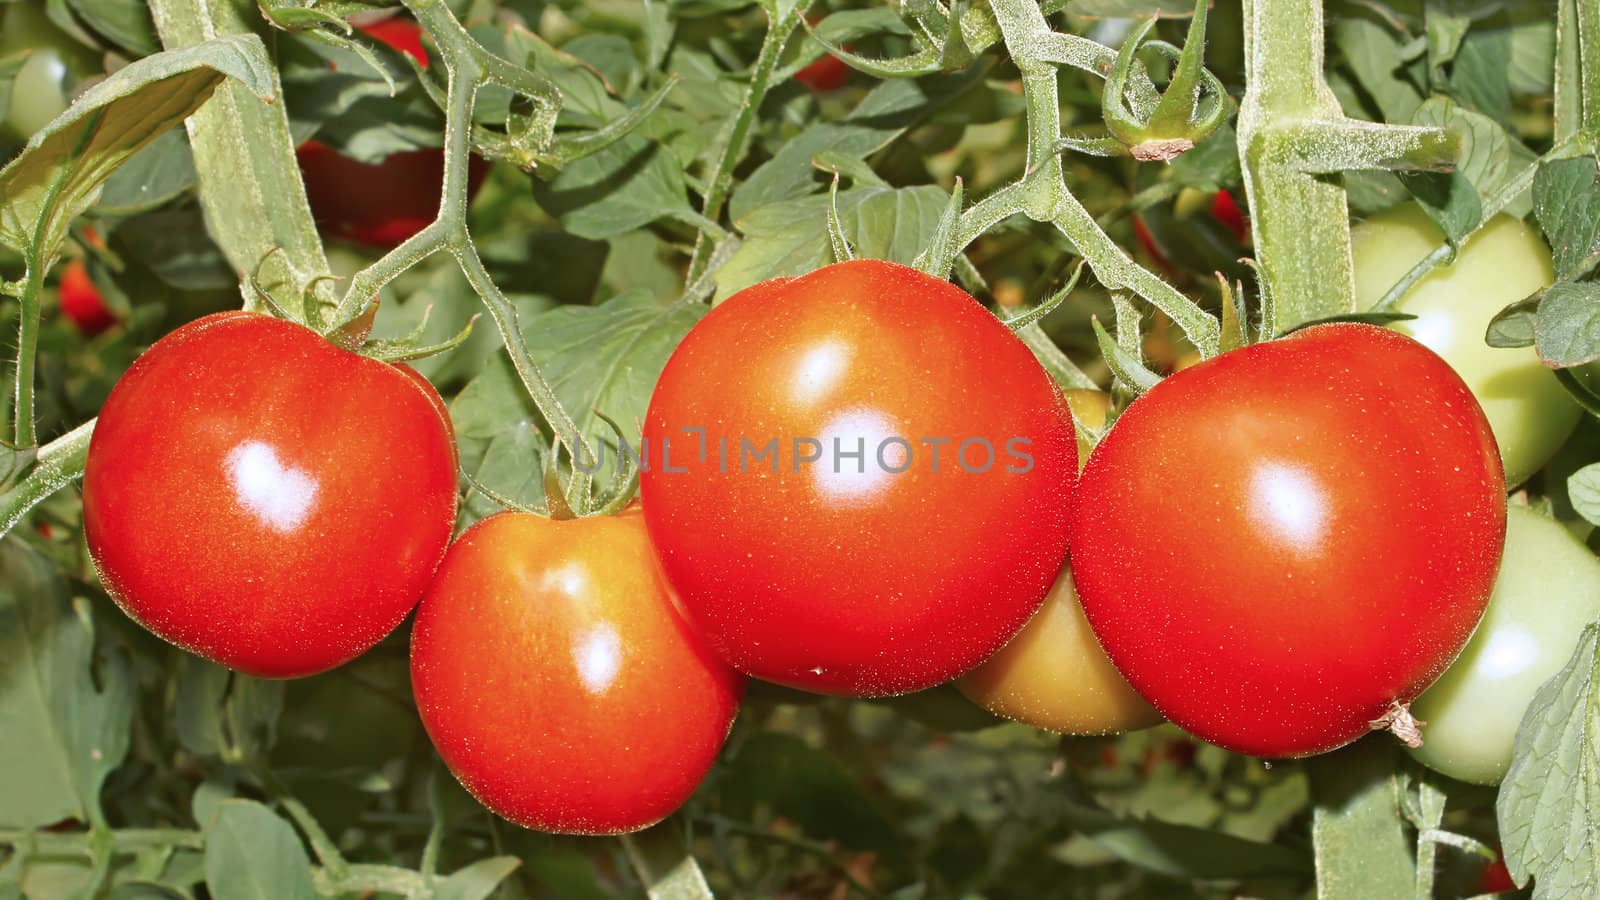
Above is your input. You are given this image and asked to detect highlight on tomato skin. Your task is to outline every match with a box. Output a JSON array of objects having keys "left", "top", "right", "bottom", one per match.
[
  {"left": 1069, "top": 323, "right": 1506, "bottom": 759},
  {"left": 82, "top": 311, "right": 460, "bottom": 679},
  {"left": 640, "top": 258, "right": 1078, "bottom": 698},
  {"left": 409, "top": 509, "right": 744, "bottom": 835}
]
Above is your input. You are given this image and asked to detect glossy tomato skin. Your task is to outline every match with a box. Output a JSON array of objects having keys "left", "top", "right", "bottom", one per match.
[
  {"left": 411, "top": 510, "right": 744, "bottom": 834},
  {"left": 1410, "top": 505, "right": 1600, "bottom": 784},
  {"left": 1071, "top": 323, "right": 1505, "bottom": 758},
  {"left": 83, "top": 312, "right": 458, "bottom": 678},
  {"left": 297, "top": 18, "right": 487, "bottom": 249},
  {"left": 1353, "top": 203, "right": 1577, "bottom": 486},
  {"left": 641, "top": 259, "right": 1077, "bottom": 697},
  {"left": 58, "top": 260, "right": 116, "bottom": 335}
]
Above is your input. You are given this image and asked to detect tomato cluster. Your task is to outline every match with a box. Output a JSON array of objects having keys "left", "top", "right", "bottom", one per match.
[{"left": 79, "top": 192, "right": 1579, "bottom": 832}]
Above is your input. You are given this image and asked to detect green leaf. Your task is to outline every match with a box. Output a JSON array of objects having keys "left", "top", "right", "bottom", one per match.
[
  {"left": 0, "top": 538, "right": 132, "bottom": 829},
  {"left": 720, "top": 732, "right": 900, "bottom": 853},
  {"left": 1058, "top": 803, "right": 1309, "bottom": 880},
  {"left": 174, "top": 658, "right": 284, "bottom": 763},
  {"left": 0, "top": 34, "right": 274, "bottom": 261},
  {"left": 621, "top": 826, "right": 714, "bottom": 900},
  {"left": 1497, "top": 623, "right": 1600, "bottom": 896},
  {"left": 1567, "top": 464, "right": 1600, "bottom": 528},
  {"left": 1399, "top": 97, "right": 1511, "bottom": 242},
  {"left": 93, "top": 128, "right": 197, "bottom": 215},
  {"left": 1332, "top": 17, "right": 1424, "bottom": 123},
  {"left": 715, "top": 185, "right": 949, "bottom": 301},
  {"left": 1535, "top": 283, "right": 1600, "bottom": 368},
  {"left": 532, "top": 134, "right": 691, "bottom": 240},
  {"left": 1308, "top": 739, "right": 1416, "bottom": 899},
  {"left": 435, "top": 856, "right": 522, "bottom": 900},
  {"left": 202, "top": 800, "right": 317, "bottom": 900},
  {"left": 68, "top": 0, "right": 159, "bottom": 56},
  {"left": 452, "top": 291, "right": 703, "bottom": 518},
  {"left": 728, "top": 68, "right": 987, "bottom": 219},
  {"left": 1533, "top": 157, "right": 1600, "bottom": 282},
  {"left": 1069, "top": 0, "right": 1203, "bottom": 15}
]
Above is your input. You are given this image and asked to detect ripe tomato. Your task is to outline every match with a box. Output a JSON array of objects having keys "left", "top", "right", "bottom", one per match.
[
  {"left": 1071, "top": 324, "right": 1505, "bottom": 757},
  {"left": 1352, "top": 203, "right": 1578, "bottom": 486},
  {"left": 641, "top": 259, "right": 1077, "bottom": 696},
  {"left": 83, "top": 312, "right": 458, "bottom": 678},
  {"left": 411, "top": 509, "right": 743, "bottom": 834},
  {"left": 296, "top": 18, "right": 486, "bottom": 249},
  {"left": 58, "top": 259, "right": 115, "bottom": 335},
  {"left": 956, "top": 568, "right": 1163, "bottom": 735},
  {"left": 794, "top": 19, "right": 851, "bottom": 92},
  {"left": 1409, "top": 505, "right": 1600, "bottom": 784}
]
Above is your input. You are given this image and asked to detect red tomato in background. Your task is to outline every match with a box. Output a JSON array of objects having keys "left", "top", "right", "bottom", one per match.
[
  {"left": 83, "top": 312, "right": 459, "bottom": 678},
  {"left": 1070, "top": 324, "right": 1504, "bottom": 757},
  {"left": 796, "top": 54, "right": 851, "bottom": 92},
  {"left": 794, "top": 18, "right": 852, "bottom": 92},
  {"left": 296, "top": 18, "right": 487, "bottom": 249},
  {"left": 411, "top": 510, "right": 743, "bottom": 834},
  {"left": 1209, "top": 189, "right": 1248, "bottom": 244},
  {"left": 58, "top": 259, "right": 115, "bottom": 335},
  {"left": 641, "top": 259, "right": 1077, "bottom": 697}
]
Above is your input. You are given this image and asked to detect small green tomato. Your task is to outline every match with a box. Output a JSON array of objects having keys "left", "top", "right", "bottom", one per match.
[
  {"left": 1410, "top": 504, "right": 1600, "bottom": 784},
  {"left": 1352, "top": 203, "right": 1579, "bottom": 487}
]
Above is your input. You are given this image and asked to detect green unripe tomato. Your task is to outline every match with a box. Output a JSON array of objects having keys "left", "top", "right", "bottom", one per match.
[
  {"left": 1, "top": 3, "right": 96, "bottom": 141},
  {"left": 1352, "top": 203, "right": 1579, "bottom": 487},
  {"left": 1410, "top": 505, "right": 1600, "bottom": 784}
]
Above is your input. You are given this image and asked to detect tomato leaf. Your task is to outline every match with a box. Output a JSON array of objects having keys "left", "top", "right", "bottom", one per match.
[
  {"left": 1533, "top": 156, "right": 1600, "bottom": 282},
  {"left": 174, "top": 658, "right": 284, "bottom": 762},
  {"left": 1566, "top": 464, "right": 1600, "bottom": 528},
  {"left": 435, "top": 856, "right": 522, "bottom": 900},
  {"left": 621, "top": 825, "right": 714, "bottom": 900},
  {"left": 532, "top": 133, "right": 692, "bottom": 240},
  {"left": 1534, "top": 283, "right": 1600, "bottom": 368},
  {"left": 451, "top": 291, "right": 703, "bottom": 522},
  {"left": 202, "top": 800, "right": 318, "bottom": 900},
  {"left": 1398, "top": 98, "right": 1512, "bottom": 243},
  {"left": 93, "top": 128, "right": 197, "bottom": 214},
  {"left": 0, "top": 33, "right": 274, "bottom": 262},
  {"left": 728, "top": 68, "right": 988, "bottom": 220},
  {"left": 1308, "top": 739, "right": 1416, "bottom": 899},
  {"left": 1497, "top": 622, "right": 1600, "bottom": 896},
  {"left": 0, "top": 538, "right": 132, "bottom": 829},
  {"left": 714, "top": 185, "right": 949, "bottom": 301}
]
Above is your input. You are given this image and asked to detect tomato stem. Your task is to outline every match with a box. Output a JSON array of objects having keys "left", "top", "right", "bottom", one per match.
[
  {"left": 1237, "top": 0, "right": 1460, "bottom": 333},
  {"left": 683, "top": 0, "right": 802, "bottom": 288}
]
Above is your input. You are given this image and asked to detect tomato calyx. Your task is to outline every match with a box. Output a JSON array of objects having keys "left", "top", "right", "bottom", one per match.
[
  {"left": 1101, "top": 0, "right": 1230, "bottom": 161},
  {"left": 1369, "top": 700, "right": 1424, "bottom": 749}
]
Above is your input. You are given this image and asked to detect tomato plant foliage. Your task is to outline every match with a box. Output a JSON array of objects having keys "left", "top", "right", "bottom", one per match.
[{"left": 2, "top": 0, "right": 1600, "bottom": 896}]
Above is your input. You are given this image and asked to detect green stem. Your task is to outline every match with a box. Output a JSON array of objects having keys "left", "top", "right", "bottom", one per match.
[
  {"left": 13, "top": 254, "right": 42, "bottom": 447},
  {"left": 0, "top": 827, "right": 204, "bottom": 855},
  {"left": 1237, "top": 0, "right": 1354, "bottom": 330},
  {"left": 0, "top": 418, "right": 93, "bottom": 537},
  {"left": 1577, "top": 0, "right": 1600, "bottom": 138},
  {"left": 979, "top": 0, "right": 1220, "bottom": 356},
  {"left": 388, "top": 0, "right": 594, "bottom": 483},
  {"left": 684, "top": 2, "right": 801, "bottom": 287}
]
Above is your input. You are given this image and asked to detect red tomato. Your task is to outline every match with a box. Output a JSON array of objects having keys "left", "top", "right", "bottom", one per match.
[
  {"left": 1070, "top": 324, "right": 1504, "bottom": 757},
  {"left": 355, "top": 17, "right": 429, "bottom": 68},
  {"left": 411, "top": 509, "right": 743, "bottom": 834},
  {"left": 1209, "top": 190, "right": 1249, "bottom": 244},
  {"left": 640, "top": 259, "right": 1077, "bottom": 696},
  {"left": 796, "top": 54, "right": 851, "bottom": 92},
  {"left": 1478, "top": 855, "right": 1516, "bottom": 894},
  {"left": 296, "top": 18, "right": 487, "bottom": 249},
  {"left": 83, "top": 312, "right": 458, "bottom": 678},
  {"left": 58, "top": 259, "right": 115, "bottom": 335}
]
